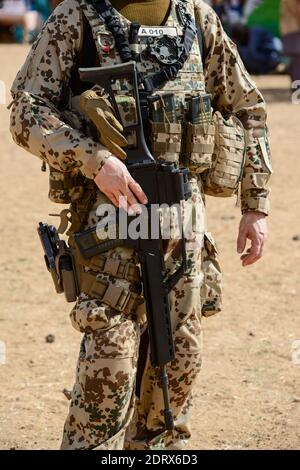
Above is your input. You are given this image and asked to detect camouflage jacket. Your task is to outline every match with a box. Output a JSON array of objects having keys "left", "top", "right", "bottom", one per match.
[{"left": 9, "top": 0, "right": 272, "bottom": 214}]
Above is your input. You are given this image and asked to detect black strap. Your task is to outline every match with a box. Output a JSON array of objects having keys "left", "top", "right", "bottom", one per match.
[
  {"left": 70, "top": 1, "right": 206, "bottom": 96},
  {"left": 69, "top": 12, "right": 98, "bottom": 96},
  {"left": 196, "top": 20, "right": 208, "bottom": 64},
  {"left": 89, "top": 0, "right": 197, "bottom": 92},
  {"left": 197, "top": 22, "right": 204, "bottom": 62},
  {"left": 93, "top": 0, "right": 133, "bottom": 62}
]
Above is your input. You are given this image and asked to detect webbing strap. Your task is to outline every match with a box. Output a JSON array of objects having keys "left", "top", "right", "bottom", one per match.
[
  {"left": 80, "top": 271, "right": 142, "bottom": 313},
  {"left": 75, "top": 248, "right": 141, "bottom": 283},
  {"left": 153, "top": 142, "right": 181, "bottom": 153},
  {"left": 89, "top": 0, "right": 197, "bottom": 92},
  {"left": 191, "top": 142, "right": 215, "bottom": 153},
  {"left": 151, "top": 122, "right": 182, "bottom": 134},
  {"left": 92, "top": 0, "right": 133, "bottom": 63}
]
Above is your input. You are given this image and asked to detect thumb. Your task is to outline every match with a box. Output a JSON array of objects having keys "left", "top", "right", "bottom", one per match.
[
  {"left": 237, "top": 227, "right": 247, "bottom": 254},
  {"left": 101, "top": 134, "right": 127, "bottom": 160}
]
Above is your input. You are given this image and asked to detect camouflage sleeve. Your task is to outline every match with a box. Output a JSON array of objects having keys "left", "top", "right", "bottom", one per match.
[
  {"left": 195, "top": 1, "right": 272, "bottom": 215},
  {"left": 9, "top": 0, "right": 110, "bottom": 179}
]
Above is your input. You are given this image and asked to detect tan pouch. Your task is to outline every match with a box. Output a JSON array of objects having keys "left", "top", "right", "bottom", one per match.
[
  {"left": 150, "top": 121, "right": 182, "bottom": 164},
  {"left": 183, "top": 121, "right": 215, "bottom": 173},
  {"left": 201, "top": 232, "right": 222, "bottom": 318},
  {"left": 203, "top": 112, "right": 246, "bottom": 197},
  {"left": 48, "top": 166, "right": 86, "bottom": 204}
]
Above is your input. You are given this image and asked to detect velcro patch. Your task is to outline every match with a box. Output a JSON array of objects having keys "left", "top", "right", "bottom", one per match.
[{"left": 138, "top": 26, "right": 178, "bottom": 37}]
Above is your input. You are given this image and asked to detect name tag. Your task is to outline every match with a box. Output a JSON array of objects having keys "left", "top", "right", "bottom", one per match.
[{"left": 138, "top": 26, "right": 178, "bottom": 37}]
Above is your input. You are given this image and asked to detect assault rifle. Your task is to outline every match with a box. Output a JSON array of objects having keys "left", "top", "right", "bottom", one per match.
[{"left": 77, "top": 62, "right": 191, "bottom": 431}]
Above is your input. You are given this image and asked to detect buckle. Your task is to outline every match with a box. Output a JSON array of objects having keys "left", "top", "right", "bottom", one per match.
[
  {"left": 102, "top": 284, "right": 132, "bottom": 312},
  {"left": 123, "top": 263, "right": 140, "bottom": 283},
  {"left": 162, "top": 67, "right": 177, "bottom": 81},
  {"left": 123, "top": 262, "right": 133, "bottom": 282},
  {"left": 103, "top": 258, "right": 120, "bottom": 277},
  {"left": 143, "top": 76, "right": 155, "bottom": 93}
]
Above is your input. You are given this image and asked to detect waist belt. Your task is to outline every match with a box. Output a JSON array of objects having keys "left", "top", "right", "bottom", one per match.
[
  {"left": 79, "top": 271, "right": 143, "bottom": 314},
  {"left": 79, "top": 254, "right": 140, "bottom": 283},
  {"left": 71, "top": 238, "right": 141, "bottom": 283}
]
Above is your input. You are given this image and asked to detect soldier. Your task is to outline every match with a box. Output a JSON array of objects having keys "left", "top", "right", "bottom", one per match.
[{"left": 9, "top": 0, "right": 272, "bottom": 450}]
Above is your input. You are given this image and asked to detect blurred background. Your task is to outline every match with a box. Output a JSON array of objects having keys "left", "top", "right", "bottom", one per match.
[
  {"left": 1, "top": 0, "right": 299, "bottom": 83},
  {"left": 0, "top": 0, "right": 288, "bottom": 77},
  {"left": 0, "top": 0, "right": 299, "bottom": 451}
]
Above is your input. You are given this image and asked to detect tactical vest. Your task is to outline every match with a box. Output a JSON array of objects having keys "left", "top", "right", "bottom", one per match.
[
  {"left": 45, "top": 0, "right": 224, "bottom": 318},
  {"left": 49, "top": 0, "right": 246, "bottom": 205}
]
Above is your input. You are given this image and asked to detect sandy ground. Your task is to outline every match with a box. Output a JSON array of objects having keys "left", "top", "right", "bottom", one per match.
[{"left": 0, "top": 45, "right": 300, "bottom": 450}]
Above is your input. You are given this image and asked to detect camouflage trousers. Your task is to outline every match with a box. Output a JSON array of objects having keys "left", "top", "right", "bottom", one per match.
[{"left": 60, "top": 179, "right": 205, "bottom": 450}]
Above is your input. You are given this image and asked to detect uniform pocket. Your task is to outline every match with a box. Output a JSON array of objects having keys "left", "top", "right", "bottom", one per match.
[
  {"left": 203, "top": 112, "right": 246, "bottom": 197},
  {"left": 48, "top": 166, "right": 85, "bottom": 204},
  {"left": 70, "top": 293, "right": 123, "bottom": 334},
  {"left": 201, "top": 232, "right": 222, "bottom": 318}
]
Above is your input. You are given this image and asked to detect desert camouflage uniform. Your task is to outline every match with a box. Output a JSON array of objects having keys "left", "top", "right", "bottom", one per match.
[{"left": 9, "top": 0, "right": 272, "bottom": 450}]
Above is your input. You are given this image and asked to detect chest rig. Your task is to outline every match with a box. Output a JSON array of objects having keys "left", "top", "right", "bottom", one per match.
[
  {"left": 79, "top": 0, "right": 213, "bottom": 169},
  {"left": 48, "top": 0, "right": 215, "bottom": 208}
]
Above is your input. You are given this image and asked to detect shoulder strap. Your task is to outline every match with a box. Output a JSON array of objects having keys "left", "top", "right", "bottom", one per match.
[
  {"left": 70, "top": 2, "right": 206, "bottom": 95},
  {"left": 89, "top": 0, "right": 197, "bottom": 92},
  {"left": 69, "top": 12, "right": 98, "bottom": 96},
  {"left": 196, "top": 21, "right": 204, "bottom": 62}
]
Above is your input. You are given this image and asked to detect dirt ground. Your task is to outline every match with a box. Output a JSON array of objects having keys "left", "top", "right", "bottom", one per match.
[{"left": 0, "top": 45, "right": 299, "bottom": 450}]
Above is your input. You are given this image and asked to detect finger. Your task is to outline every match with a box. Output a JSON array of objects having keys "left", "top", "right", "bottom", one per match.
[
  {"left": 105, "top": 111, "right": 126, "bottom": 135},
  {"left": 242, "top": 254, "right": 262, "bottom": 266},
  {"left": 237, "top": 227, "right": 247, "bottom": 254},
  {"left": 243, "top": 237, "right": 265, "bottom": 266},
  {"left": 80, "top": 92, "right": 112, "bottom": 115},
  {"left": 240, "top": 248, "right": 251, "bottom": 260},
  {"left": 128, "top": 179, "right": 148, "bottom": 204},
  {"left": 242, "top": 240, "right": 263, "bottom": 266},
  {"left": 119, "top": 186, "right": 143, "bottom": 215},
  {"left": 104, "top": 192, "right": 119, "bottom": 208},
  {"left": 116, "top": 194, "right": 137, "bottom": 215},
  {"left": 117, "top": 194, "right": 127, "bottom": 213},
  {"left": 101, "top": 136, "right": 127, "bottom": 160},
  {"left": 97, "top": 110, "right": 128, "bottom": 147}
]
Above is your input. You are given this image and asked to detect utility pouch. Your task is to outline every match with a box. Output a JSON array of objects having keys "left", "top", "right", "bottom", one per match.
[
  {"left": 48, "top": 166, "right": 86, "bottom": 204},
  {"left": 148, "top": 93, "right": 182, "bottom": 164},
  {"left": 203, "top": 112, "right": 246, "bottom": 197},
  {"left": 201, "top": 232, "right": 222, "bottom": 318},
  {"left": 183, "top": 121, "right": 215, "bottom": 173},
  {"left": 181, "top": 93, "right": 214, "bottom": 173},
  {"left": 150, "top": 121, "right": 182, "bottom": 164}
]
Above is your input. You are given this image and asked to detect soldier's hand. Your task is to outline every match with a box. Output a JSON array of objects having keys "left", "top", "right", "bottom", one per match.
[
  {"left": 237, "top": 211, "right": 268, "bottom": 266},
  {"left": 80, "top": 90, "right": 128, "bottom": 160},
  {"left": 94, "top": 156, "right": 148, "bottom": 215}
]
